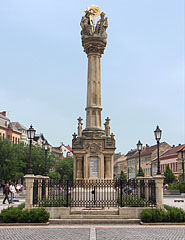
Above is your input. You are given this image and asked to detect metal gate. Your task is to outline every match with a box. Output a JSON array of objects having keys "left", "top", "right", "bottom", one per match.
[{"left": 32, "top": 179, "right": 156, "bottom": 208}]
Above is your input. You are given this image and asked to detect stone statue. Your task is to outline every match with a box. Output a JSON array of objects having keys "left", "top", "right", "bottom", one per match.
[
  {"left": 80, "top": 5, "right": 108, "bottom": 38},
  {"left": 77, "top": 117, "right": 83, "bottom": 137},
  {"left": 95, "top": 12, "right": 108, "bottom": 37},
  {"left": 80, "top": 11, "right": 93, "bottom": 36},
  {"left": 104, "top": 117, "right": 110, "bottom": 136}
]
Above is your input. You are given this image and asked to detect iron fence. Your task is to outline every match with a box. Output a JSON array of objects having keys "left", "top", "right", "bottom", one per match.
[{"left": 33, "top": 178, "right": 156, "bottom": 208}]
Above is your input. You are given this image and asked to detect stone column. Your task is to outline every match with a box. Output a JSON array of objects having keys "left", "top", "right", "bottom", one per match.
[
  {"left": 154, "top": 175, "right": 164, "bottom": 208},
  {"left": 82, "top": 36, "right": 107, "bottom": 130},
  {"left": 105, "top": 155, "right": 111, "bottom": 179},
  {"left": 76, "top": 156, "right": 83, "bottom": 179},
  {"left": 24, "top": 174, "right": 35, "bottom": 209}
]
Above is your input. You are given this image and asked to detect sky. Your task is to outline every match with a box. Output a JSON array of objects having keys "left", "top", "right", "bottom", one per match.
[{"left": 0, "top": 0, "right": 184, "bottom": 154}]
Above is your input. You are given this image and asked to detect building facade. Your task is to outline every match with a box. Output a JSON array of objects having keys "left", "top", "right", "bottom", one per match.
[
  {"left": 159, "top": 144, "right": 185, "bottom": 179},
  {"left": 0, "top": 111, "right": 22, "bottom": 144}
]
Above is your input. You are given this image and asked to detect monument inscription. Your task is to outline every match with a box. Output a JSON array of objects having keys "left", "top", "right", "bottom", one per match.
[{"left": 90, "top": 157, "right": 98, "bottom": 177}]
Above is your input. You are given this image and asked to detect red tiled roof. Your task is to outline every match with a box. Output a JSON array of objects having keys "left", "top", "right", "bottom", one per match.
[
  {"left": 126, "top": 142, "right": 168, "bottom": 160},
  {"left": 66, "top": 145, "right": 72, "bottom": 152},
  {"left": 160, "top": 144, "right": 185, "bottom": 159}
]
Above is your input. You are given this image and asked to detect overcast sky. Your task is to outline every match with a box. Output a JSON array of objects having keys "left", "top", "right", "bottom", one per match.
[{"left": 0, "top": 0, "right": 184, "bottom": 153}]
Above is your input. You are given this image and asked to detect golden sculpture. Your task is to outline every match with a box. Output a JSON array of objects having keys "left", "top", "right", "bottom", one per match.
[{"left": 85, "top": 5, "right": 101, "bottom": 18}]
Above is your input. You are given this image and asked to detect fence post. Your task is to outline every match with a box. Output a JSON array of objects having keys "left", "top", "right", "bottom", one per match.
[
  {"left": 66, "top": 180, "right": 69, "bottom": 207},
  {"left": 154, "top": 175, "right": 164, "bottom": 208},
  {"left": 120, "top": 180, "right": 123, "bottom": 207},
  {"left": 24, "top": 174, "right": 35, "bottom": 209}
]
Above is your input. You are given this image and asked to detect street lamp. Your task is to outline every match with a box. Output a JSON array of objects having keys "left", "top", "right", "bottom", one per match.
[
  {"left": 154, "top": 125, "right": 162, "bottom": 175},
  {"left": 44, "top": 140, "right": 49, "bottom": 176},
  {"left": 27, "top": 125, "right": 36, "bottom": 174},
  {"left": 137, "top": 140, "right": 142, "bottom": 176}
]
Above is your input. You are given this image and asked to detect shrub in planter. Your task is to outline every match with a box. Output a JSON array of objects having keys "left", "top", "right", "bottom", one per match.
[
  {"left": 168, "top": 182, "right": 185, "bottom": 193},
  {"left": 140, "top": 209, "right": 153, "bottom": 223},
  {"left": 141, "top": 205, "right": 185, "bottom": 223},
  {"left": 0, "top": 206, "right": 49, "bottom": 223},
  {"left": 152, "top": 208, "right": 163, "bottom": 222},
  {"left": 17, "top": 203, "right": 25, "bottom": 210},
  {"left": 1, "top": 207, "right": 21, "bottom": 223},
  {"left": 29, "top": 208, "right": 49, "bottom": 223},
  {"left": 18, "top": 209, "right": 30, "bottom": 223}
]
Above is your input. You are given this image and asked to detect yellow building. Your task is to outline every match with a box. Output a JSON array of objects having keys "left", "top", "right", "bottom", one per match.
[{"left": 0, "top": 111, "right": 21, "bottom": 143}]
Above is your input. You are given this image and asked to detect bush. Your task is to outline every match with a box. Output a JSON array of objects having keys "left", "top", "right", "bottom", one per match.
[
  {"left": 168, "top": 182, "right": 185, "bottom": 193},
  {"left": 29, "top": 208, "right": 49, "bottom": 223},
  {"left": 17, "top": 203, "right": 25, "bottom": 210},
  {"left": 140, "top": 209, "right": 153, "bottom": 223},
  {"left": 0, "top": 205, "right": 49, "bottom": 223},
  {"left": 141, "top": 206, "right": 185, "bottom": 223}
]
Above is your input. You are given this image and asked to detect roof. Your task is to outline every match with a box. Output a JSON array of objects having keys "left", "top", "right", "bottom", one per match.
[
  {"left": 160, "top": 144, "right": 185, "bottom": 159},
  {"left": 125, "top": 149, "right": 137, "bottom": 157},
  {"left": 0, "top": 113, "right": 10, "bottom": 121},
  {"left": 65, "top": 145, "right": 72, "bottom": 152},
  {"left": 11, "top": 122, "right": 27, "bottom": 131},
  {"left": 126, "top": 142, "right": 168, "bottom": 160}
]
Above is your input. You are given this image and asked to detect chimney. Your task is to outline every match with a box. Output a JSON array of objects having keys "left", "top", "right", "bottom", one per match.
[{"left": 1, "top": 111, "right": 6, "bottom": 117}]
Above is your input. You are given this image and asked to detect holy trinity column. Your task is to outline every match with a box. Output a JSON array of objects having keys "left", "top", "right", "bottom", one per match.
[{"left": 72, "top": 6, "right": 116, "bottom": 180}]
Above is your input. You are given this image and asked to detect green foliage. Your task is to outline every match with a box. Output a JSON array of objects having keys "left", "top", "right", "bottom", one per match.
[
  {"left": 55, "top": 157, "right": 73, "bottom": 180},
  {"left": 48, "top": 171, "right": 61, "bottom": 180},
  {"left": 121, "top": 195, "right": 146, "bottom": 207},
  {"left": 17, "top": 203, "right": 25, "bottom": 210},
  {"left": 0, "top": 138, "right": 58, "bottom": 181},
  {"left": 1, "top": 207, "right": 21, "bottom": 223},
  {"left": 0, "top": 205, "right": 49, "bottom": 223},
  {"left": 164, "top": 164, "right": 176, "bottom": 185},
  {"left": 118, "top": 171, "right": 127, "bottom": 184},
  {"left": 29, "top": 208, "right": 50, "bottom": 223},
  {"left": 168, "top": 181, "right": 185, "bottom": 193},
  {"left": 136, "top": 168, "right": 145, "bottom": 177},
  {"left": 141, "top": 206, "right": 185, "bottom": 223}
]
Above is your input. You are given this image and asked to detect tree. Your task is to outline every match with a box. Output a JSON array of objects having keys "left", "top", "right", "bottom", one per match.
[
  {"left": 56, "top": 157, "right": 73, "bottom": 180},
  {"left": 164, "top": 164, "right": 176, "bottom": 185},
  {"left": 136, "top": 168, "right": 145, "bottom": 177},
  {"left": 0, "top": 138, "right": 58, "bottom": 182},
  {"left": 118, "top": 171, "right": 127, "bottom": 183}
]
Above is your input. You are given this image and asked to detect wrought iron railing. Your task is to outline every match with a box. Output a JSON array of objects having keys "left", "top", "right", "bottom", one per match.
[{"left": 32, "top": 178, "right": 156, "bottom": 208}]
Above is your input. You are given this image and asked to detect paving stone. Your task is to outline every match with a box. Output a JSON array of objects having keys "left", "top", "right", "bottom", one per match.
[
  {"left": 96, "top": 228, "right": 185, "bottom": 240},
  {"left": 0, "top": 228, "right": 89, "bottom": 240}
]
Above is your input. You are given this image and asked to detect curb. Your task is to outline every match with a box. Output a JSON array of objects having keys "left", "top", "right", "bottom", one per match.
[
  {"left": 140, "top": 221, "right": 185, "bottom": 225},
  {"left": 0, "top": 222, "right": 49, "bottom": 226}
]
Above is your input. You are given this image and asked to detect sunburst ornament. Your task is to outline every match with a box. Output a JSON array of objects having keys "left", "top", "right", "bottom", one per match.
[{"left": 85, "top": 5, "right": 101, "bottom": 18}]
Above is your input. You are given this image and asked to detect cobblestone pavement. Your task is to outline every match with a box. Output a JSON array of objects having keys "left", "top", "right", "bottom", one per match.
[
  {"left": 96, "top": 227, "right": 185, "bottom": 240},
  {"left": 0, "top": 226, "right": 185, "bottom": 240},
  {"left": 0, "top": 228, "right": 89, "bottom": 240}
]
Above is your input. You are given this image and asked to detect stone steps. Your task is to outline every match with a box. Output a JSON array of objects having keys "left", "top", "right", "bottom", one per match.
[
  {"left": 49, "top": 218, "right": 140, "bottom": 225},
  {"left": 70, "top": 207, "right": 118, "bottom": 215},
  {"left": 55, "top": 215, "right": 131, "bottom": 219}
]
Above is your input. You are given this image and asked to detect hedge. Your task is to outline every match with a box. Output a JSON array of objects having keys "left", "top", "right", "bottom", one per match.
[
  {"left": 141, "top": 205, "right": 185, "bottom": 223},
  {"left": 0, "top": 204, "right": 49, "bottom": 223}
]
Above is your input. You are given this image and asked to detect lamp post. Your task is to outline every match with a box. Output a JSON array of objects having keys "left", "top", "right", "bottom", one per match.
[
  {"left": 44, "top": 141, "right": 49, "bottom": 176},
  {"left": 27, "top": 125, "right": 36, "bottom": 174},
  {"left": 154, "top": 125, "right": 162, "bottom": 175},
  {"left": 137, "top": 140, "right": 142, "bottom": 176}
]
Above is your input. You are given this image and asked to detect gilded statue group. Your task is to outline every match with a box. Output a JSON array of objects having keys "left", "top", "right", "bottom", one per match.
[{"left": 80, "top": 7, "right": 108, "bottom": 37}]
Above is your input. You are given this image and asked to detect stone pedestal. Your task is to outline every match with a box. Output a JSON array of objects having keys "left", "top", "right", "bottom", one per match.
[
  {"left": 24, "top": 174, "right": 35, "bottom": 209},
  {"left": 154, "top": 174, "right": 164, "bottom": 208},
  {"left": 72, "top": 8, "right": 115, "bottom": 181}
]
